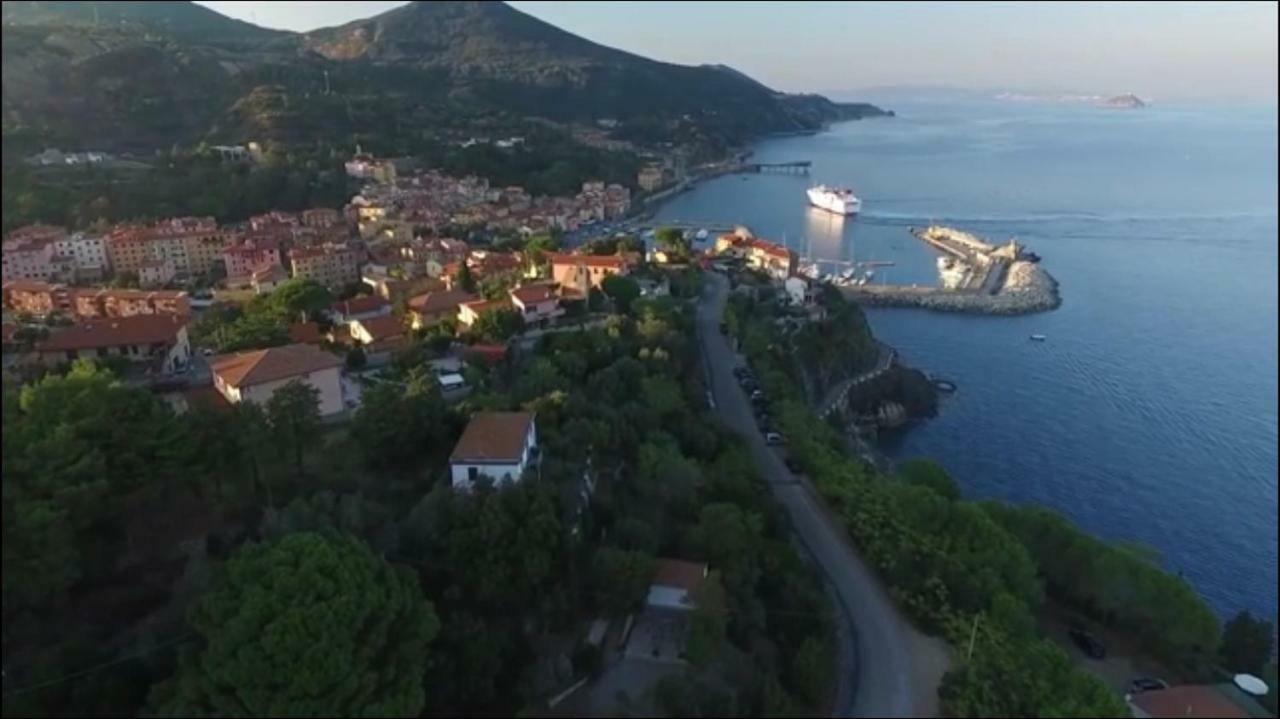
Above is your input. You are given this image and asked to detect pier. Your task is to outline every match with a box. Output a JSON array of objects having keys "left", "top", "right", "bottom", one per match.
[{"left": 744, "top": 160, "right": 812, "bottom": 175}]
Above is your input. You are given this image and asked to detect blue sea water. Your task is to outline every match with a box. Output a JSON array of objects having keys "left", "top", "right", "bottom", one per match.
[{"left": 655, "top": 100, "right": 1279, "bottom": 618}]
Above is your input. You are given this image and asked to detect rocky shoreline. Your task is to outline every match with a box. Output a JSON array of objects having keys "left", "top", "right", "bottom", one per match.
[{"left": 842, "top": 261, "right": 1061, "bottom": 315}]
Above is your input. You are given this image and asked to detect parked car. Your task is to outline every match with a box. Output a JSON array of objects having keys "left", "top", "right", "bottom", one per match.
[
  {"left": 750, "top": 389, "right": 765, "bottom": 400},
  {"left": 1068, "top": 627, "right": 1106, "bottom": 659},
  {"left": 764, "top": 431, "right": 785, "bottom": 445},
  {"left": 1127, "top": 677, "right": 1168, "bottom": 694},
  {"left": 784, "top": 457, "right": 802, "bottom": 473}
]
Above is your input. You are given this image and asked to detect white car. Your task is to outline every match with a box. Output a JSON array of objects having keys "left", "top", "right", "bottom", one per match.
[{"left": 764, "top": 432, "right": 785, "bottom": 445}]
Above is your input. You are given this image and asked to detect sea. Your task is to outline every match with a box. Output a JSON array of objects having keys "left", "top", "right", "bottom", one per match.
[{"left": 654, "top": 99, "right": 1279, "bottom": 619}]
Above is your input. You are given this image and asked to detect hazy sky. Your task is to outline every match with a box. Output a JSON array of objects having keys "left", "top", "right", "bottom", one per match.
[{"left": 197, "top": 1, "right": 1279, "bottom": 101}]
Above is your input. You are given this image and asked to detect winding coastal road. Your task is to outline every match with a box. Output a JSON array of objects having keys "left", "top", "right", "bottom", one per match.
[
  {"left": 696, "top": 272, "right": 948, "bottom": 717},
  {"left": 817, "top": 341, "right": 897, "bottom": 419}
]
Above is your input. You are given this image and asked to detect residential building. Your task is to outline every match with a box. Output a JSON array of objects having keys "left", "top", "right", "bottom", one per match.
[
  {"left": 448, "top": 411, "right": 538, "bottom": 489},
  {"left": 509, "top": 283, "right": 563, "bottom": 324},
  {"left": 646, "top": 559, "right": 709, "bottom": 611},
  {"left": 252, "top": 264, "right": 289, "bottom": 294},
  {"left": 638, "top": 165, "right": 665, "bottom": 192},
  {"left": 745, "top": 238, "right": 796, "bottom": 280},
  {"left": 330, "top": 294, "right": 391, "bottom": 324},
  {"left": 224, "top": 238, "right": 282, "bottom": 282},
  {"left": 288, "top": 322, "right": 325, "bottom": 345},
  {"left": 406, "top": 289, "right": 475, "bottom": 329},
  {"left": 2, "top": 232, "right": 59, "bottom": 281},
  {"left": 36, "top": 314, "right": 190, "bottom": 373},
  {"left": 107, "top": 218, "right": 235, "bottom": 276},
  {"left": 546, "top": 252, "right": 633, "bottom": 296},
  {"left": 53, "top": 232, "right": 110, "bottom": 279},
  {"left": 289, "top": 244, "right": 361, "bottom": 289},
  {"left": 301, "top": 208, "right": 343, "bottom": 228},
  {"left": 3, "top": 282, "right": 189, "bottom": 319},
  {"left": 457, "top": 298, "right": 510, "bottom": 328},
  {"left": 349, "top": 314, "right": 406, "bottom": 349},
  {"left": 137, "top": 259, "right": 176, "bottom": 288},
  {"left": 210, "top": 343, "right": 345, "bottom": 417}
]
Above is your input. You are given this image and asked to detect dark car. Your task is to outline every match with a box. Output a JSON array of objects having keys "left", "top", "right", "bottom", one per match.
[
  {"left": 1068, "top": 627, "right": 1106, "bottom": 659},
  {"left": 784, "top": 457, "right": 803, "bottom": 473},
  {"left": 1127, "top": 677, "right": 1168, "bottom": 694}
]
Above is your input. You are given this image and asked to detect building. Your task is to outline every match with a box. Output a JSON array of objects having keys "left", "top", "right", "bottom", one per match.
[
  {"left": 252, "top": 264, "right": 289, "bottom": 295},
  {"left": 646, "top": 559, "right": 709, "bottom": 611},
  {"left": 36, "top": 314, "right": 190, "bottom": 373},
  {"left": 53, "top": 232, "right": 110, "bottom": 279},
  {"left": 301, "top": 208, "right": 343, "bottom": 228},
  {"left": 348, "top": 314, "right": 406, "bottom": 349},
  {"left": 2, "top": 233, "right": 58, "bottom": 281},
  {"left": 290, "top": 245, "right": 361, "bottom": 289},
  {"left": 137, "top": 259, "right": 176, "bottom": 288},
  {"left": 224, "top": 238, "right": 282, "bottom": 283},
  {"left": 638, "top": 165, "right": 665, "bottom": 192},
  {"left": 509, "top": 283, "right": 563, "bottom": 324},
  {"left": 546, "top": 252, "right": 633, "bottom": 297},
  {"left": 448, "top": 412, "right": 538, "bottom": 489},
  {"left": 106, "top": 218, "right": 235, "bottom": 276},
  {"left": 745, "top": 238, "right": 796, "bottom": 280},
  {"left": 407, "top": 289, "right": 475, "bottom": 330},
  {"left": 288, "top": 322, "right": 325, "bottom": 345},
  {"left": 329, "top": 294, "right": 391, "bottom": 325},
  {"left": 210, "top": 343, "right": 345, "bottom": 417},
  {"left": 3, "top": 282, "right": 189, "bottom": 319},
  {"left": 457, "top": 298, "right": 510, "bottom": 328}
]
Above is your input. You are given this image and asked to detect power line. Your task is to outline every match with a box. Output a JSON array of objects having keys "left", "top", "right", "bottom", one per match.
[{"left": 2, "top": 633, "right": 196, "bottom": 701}]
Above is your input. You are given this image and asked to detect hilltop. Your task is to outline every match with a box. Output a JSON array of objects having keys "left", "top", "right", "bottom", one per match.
[{"left": 1, "top": 1, "right": 888, "bottom": 156}]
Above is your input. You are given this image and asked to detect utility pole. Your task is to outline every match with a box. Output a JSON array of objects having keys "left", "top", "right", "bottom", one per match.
[{"left": 324, "top": 69, "right": 331, "bottom": 95}]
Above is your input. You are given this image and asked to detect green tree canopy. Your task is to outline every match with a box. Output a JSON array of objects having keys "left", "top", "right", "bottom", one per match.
[
  {"left": 267, "top": 380, "right": 322, "bottom": 481},
  {"left": 270, "top": 279, "right": 333, "bottom": 322},
  {"left": 470, "top": 308, "right": 524, "bottom": 343},
  {"left": 601, "top": 274, "right": 641, "bottom": 314},
  {"left": 898, "top": 458, "right": 960, "bottom": 501},
  {"left": 1220, "top": 610, "right": 1275, "bottom": 675},
  {"left": 149, "top": 532, "right": 438, "bottom": 717}
]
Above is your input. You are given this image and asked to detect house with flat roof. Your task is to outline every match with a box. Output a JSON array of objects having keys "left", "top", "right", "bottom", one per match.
[
  {"left": 210, "top": 343, "right": 344, "bottom": 417},
  {"left": 449, "top": 411, "right": 538, "bottom": 490}
]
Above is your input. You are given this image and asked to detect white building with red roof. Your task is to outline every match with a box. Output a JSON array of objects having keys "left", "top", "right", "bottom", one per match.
[
  {"left": 448, "top": 411, "right": 538, "bottom": 489},
  {"left": 209, "top": 343, "right": 344, "bottom": 416}
]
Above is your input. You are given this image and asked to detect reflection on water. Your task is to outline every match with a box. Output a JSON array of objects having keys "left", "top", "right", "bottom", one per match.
[{"left": 800, "top": 207, "right": 846, "bottom": 261}]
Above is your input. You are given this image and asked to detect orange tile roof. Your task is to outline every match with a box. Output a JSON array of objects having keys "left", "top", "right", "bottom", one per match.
[
  {"left": 652, "top": 559, "right": 708, "bottom": 592},
  {"left": 749, "top": 239, "right": 791, "bottom": 259},
  {"left": 1129, "top": 686, "right": 1250, "bottom": 718},
  {"left": 546, "top": 252, "right": 630, "bottom": 269},
  {"left": 38, "top": 314, "right": 186, "bottom": 352},
  {"left": 354, "top": 314, "right": 405, "bottom": 342},
  {"left": 210, "top": 343, "right": 342, "bottom": 388},
  {"left": 288, "top": 322, "right": 324, "bottom": 344},
  {"left": 510, "top": 283, "right": 558, "bottom": 305},
  {"left": 408, "top": 290, "right": 476, "bottom": 315},
  {"left": 450, "top": 412, "right": 535, "bottom": 463},
  {"left": 333, "top": 294, "right": 389, "bottom": 316}
]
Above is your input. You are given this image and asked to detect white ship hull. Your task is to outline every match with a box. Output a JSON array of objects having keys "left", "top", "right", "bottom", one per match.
[{"left": 807, "top": 186, "right": 861, "bottom": 215}]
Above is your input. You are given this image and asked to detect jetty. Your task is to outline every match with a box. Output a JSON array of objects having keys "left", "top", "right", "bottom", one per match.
[{"left": 840, "top": 226, "right": 1061, "bottom": 315}]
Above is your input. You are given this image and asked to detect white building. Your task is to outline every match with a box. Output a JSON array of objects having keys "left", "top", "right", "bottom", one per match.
[
  {"left": 509, "top": 283, "right": 563, "bottom": 323},
  {"left": 210, "top": 343, "right": 345, "bottom": 417},
  {"left": 449, "top": 412, "right": 538, "bottom": 490},
  {"left": 35, "top": 314, "right": 191, "bottom": 374},
  {"left": 53, "top": 232, "right": 110, "bottom": 278}
]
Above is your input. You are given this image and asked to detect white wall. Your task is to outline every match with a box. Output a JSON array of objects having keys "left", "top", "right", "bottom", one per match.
[
  {"left": 449, "top": 461, "right": 524, "bottom": 490},
  {"left": 220, "top": 365, "right": 345, "bottom": 416},
  {"left": 646, "top": 586, "right": 693, "bottom": 611}
]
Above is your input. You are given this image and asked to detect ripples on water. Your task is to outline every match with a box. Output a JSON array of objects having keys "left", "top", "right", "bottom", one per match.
[{"left": 657, "top": 100, "right": 1278, "bottom": 617}]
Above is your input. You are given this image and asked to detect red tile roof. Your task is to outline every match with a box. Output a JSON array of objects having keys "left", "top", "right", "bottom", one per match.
[
  {"left": 38, "top": 314, "right": 186, "bottom": 352},
  {"left": 510, "top": 283, "right": 558, "bottom": 305},
  {"left": 333, "top": 294, "right": 389, "bottom": 316},
  {"left": 1129, "top": 686, "right": 1250, "bottom": 718},
  {"left": 464, "top": 343, "right": 508, "bottom": 364},
  {"left": 210, "top": 343, "right": 342, "bottom": 388},
  {"left": 288, "top": 322, "right": 324, "bottom": 344},
  {"left": 652, "top": 559, "right": 708, "bottom": 592},
  {"left": 547, "top": 252, "right": 630, "bottom": 269},
  {"left": 408, "top": 290, "right": 476, "bottom": 315},
  {"left": 354, "top": 314, "right": 405, "bottom": 342},
  {"left": 461, "top": 298, "right": 511, "bottom": 316},
  {"left": 749, "top": 239, "right": 791, "bottom": 260},
  {"left": 450, "top": 412, "right": 535, "bottom": 463}
]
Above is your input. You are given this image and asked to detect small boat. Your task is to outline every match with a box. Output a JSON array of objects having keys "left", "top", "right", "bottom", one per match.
[
  {"left": 695, "top": 228, "right": 709, "bottom": 241},
  {"left": 1030, "top": 334, "right": 1046, "bottom": 342}
]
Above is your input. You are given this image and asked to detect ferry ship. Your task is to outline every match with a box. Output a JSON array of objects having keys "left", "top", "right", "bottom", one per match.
[{"left": 807, "top": 185, "right": 861, "bottom": 215}]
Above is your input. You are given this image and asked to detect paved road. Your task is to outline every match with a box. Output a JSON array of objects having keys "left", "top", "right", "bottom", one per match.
[
  {"left": 817, "top": 342, "right": 897, "bottom": 418},
  {"left": 696, "top": 271, "right": 947, "bottom": 718}
]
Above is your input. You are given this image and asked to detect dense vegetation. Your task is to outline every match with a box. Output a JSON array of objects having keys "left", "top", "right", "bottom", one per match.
[
  {"left": 2, "top": 271, "right": 838, "bottom": 717},
  {"left": 724, "top": 285, "right": 1242, "bottom": 717},
  {"left": 190, "top": 279, "right": 334, "bottom": 353}
]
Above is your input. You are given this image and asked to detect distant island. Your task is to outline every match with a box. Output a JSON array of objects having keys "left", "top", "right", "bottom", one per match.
[
  {"left": 1101, "top": 93, "right": 1147, "bottom": 109},
  {"left": 995, "top": 91, "right": 1148, "bottom": 108}
]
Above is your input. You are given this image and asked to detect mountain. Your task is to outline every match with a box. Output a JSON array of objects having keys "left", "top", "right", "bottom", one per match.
[
  {"left": 0, "top": 1, "right": 286, "bottom": 47},
  {"left": 1102, "top": 93, "right": 1146, "bottom": 109},
  {"left": 1, "top": 1, "right": 888, "bottom": 155}
]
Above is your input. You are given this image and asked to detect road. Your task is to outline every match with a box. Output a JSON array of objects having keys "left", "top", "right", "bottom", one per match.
[
  {"left": 695, "top": 271, "right": 948, "bottom": 717},
  {"left": 817, "top": 342, "right": 897, "bottom": 419}
]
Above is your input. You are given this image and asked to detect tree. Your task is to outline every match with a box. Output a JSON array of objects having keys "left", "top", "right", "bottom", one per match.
[
  {"left": 789, "top": 636, "right": 834, "bottom": 707},
  {"left": 601, "top": 274, "right": 641, "bottom": 314},
  {"left": 1220, "top": 610, "right": 1275, "bottom": 675},
  {"left": 655, "top": 227, "right": 691, "bottom": 258},
  {"left": 266, "top": 380, "right": 322, "bottom": 481},
  {"left": 270, "top": 279, "right": 332, "bottom": 322},
  {"left": 592, "top": 547, "right": 655, "bottom": 616},
  {"left": 346, "top": 345, "right": 367, "bottom": 371},
  {"left": 455, "top": 262, "right": 477, "bottom": 293},
  {"left": 470, "top": 308, "right": 524, "bottom": 343},
  {"left": 148, "top": 532, "right": 438, "bottom": 717},
  {"left": 685, "top": 572, "right": 728, "bottom": 666},
  {"left": 898, "top": 458, "right": 960, "bottom": 501},
  {"left": 351, "top": 373, "right": 454, "bottom": 473}
]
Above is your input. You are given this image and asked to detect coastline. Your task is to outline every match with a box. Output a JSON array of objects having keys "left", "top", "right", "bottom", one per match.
[{"left": 840, "top": 262, "right": 1062, "bottom": 315}]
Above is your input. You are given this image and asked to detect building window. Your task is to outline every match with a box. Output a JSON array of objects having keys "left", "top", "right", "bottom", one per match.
[{"left": 468, "top": 467, "right": 479, "bottom": 482}]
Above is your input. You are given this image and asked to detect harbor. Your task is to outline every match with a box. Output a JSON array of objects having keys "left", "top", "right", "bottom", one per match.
[{"left": 839, "top": 225, "right": 1061, "bottom": 315}]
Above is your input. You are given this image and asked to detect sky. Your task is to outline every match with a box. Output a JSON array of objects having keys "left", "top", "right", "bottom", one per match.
[{"left": 197, "top": 1, "right": 1279, "bottom": 101}]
